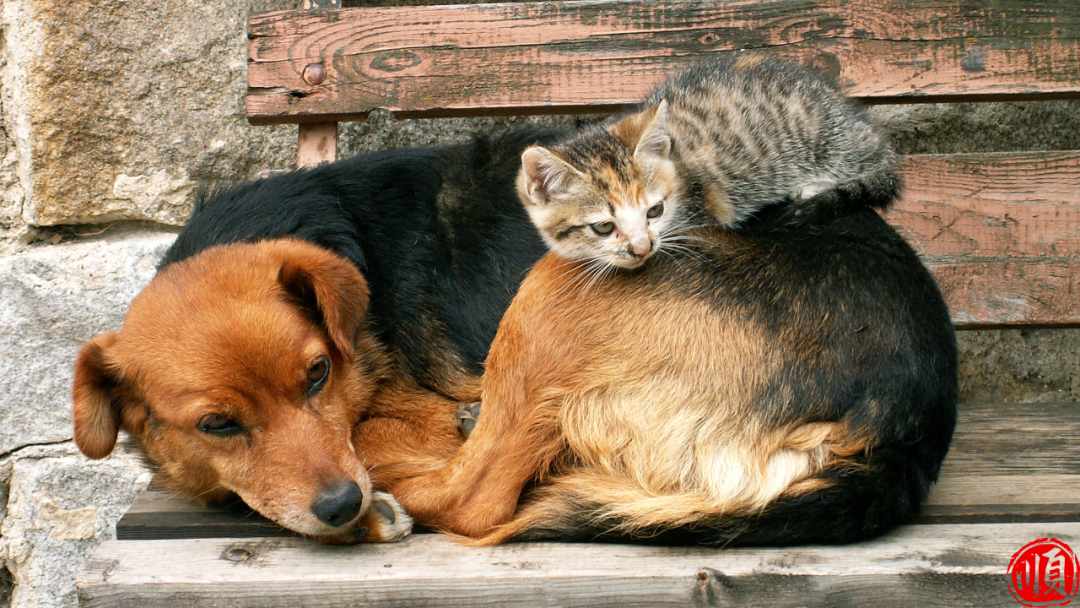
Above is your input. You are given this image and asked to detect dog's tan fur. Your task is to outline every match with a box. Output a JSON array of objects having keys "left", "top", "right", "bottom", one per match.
[
  {"left": 73, "top": 239, "right": 466, "bottom": 543},
  {"left": 75, "top": 212, "right": 952, "bottom": 546},
  {"left": 392, "top": 248, "right": 872, "bottom": 543}
]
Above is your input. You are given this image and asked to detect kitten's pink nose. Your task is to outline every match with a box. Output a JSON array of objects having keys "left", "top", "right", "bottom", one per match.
[{"left": 629, "top": 235, "right": 652, "bottom": 257}]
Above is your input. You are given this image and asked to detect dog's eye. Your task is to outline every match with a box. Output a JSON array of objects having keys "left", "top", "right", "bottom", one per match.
[
  {"left": 198, "top": 414, "right": 242, "bottom": 436},
  {"left": 307, "top": 356, "right": 330, "bottom": 397},
  {"left": 647, "top": 201, "right": 664, "bottom": 219},
  {"left": 591, "top": 221, "right": 615, "bottom": 236}
]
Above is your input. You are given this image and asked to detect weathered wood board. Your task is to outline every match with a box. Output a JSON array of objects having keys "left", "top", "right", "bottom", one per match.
[
  {"left": 891, "top": 152, "right": 1080, "bottom": 328},
  {"left": 247, "top": 0, "right": 1080, "bottom": 124},
  {"left": 80, "top": 523, "right": 1076, "bottom": 607},
  {"left": 113, "top": 402, "right": 1080, "bottom": 540}
]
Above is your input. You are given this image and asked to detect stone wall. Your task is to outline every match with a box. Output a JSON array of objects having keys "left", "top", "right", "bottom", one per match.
[{"left": 0, "top": 0, "right": 1076, "bottom": 606}]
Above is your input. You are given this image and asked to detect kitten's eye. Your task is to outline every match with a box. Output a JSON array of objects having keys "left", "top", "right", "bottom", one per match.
[
  {"left": 307, "top": 356, "right": 330, "bottom": 397},
  {"left": 647, "top": 201, "right": 665, "bottom": 219},
  {"left": 591, "top": 221, "right": 615, "bottom": 236},
  {"left": 198, "top": 414, "right": 242, "bottom": 436}
]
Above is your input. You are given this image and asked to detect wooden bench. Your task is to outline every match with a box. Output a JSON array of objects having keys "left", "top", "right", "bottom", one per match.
[{"left": 78, "top": 0, "right": 1080, "bottom": 605}]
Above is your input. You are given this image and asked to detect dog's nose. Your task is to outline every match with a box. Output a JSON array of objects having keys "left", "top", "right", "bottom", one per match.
[{"left": 311, "top": 480, "right": 363, "bottom": 528}]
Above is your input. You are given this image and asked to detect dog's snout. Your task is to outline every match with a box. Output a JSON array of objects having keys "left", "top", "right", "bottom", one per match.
[{"left": 311, "top": 480, "right": 363, "bottom": 528}]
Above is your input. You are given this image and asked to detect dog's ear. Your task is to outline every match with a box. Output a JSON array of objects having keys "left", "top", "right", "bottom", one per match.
[
  {"left": 72, "top": 332, "right": 125, "bottom": 459},
  {"left": 278, "top": 249, "right": 370, "bottom": 360}
]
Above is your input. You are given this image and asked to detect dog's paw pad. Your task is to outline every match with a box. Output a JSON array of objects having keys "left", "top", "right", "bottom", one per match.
[
  {"left": 373, "top": 496, "right": 396, "bottom": 524},
  {"left": 359, "top": 492, "right": 412, "bottom": 542},
  {"left": 455, "top": 401, "right": 482, "bottom": 438}
]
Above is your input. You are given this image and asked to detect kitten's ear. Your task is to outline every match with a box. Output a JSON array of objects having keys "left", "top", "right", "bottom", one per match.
[
  {"left": 520, "top": 147, "right": 582, "bottom": 206},
  {"left": 633, "top": 100, "right": 672, "bottom": 162}
]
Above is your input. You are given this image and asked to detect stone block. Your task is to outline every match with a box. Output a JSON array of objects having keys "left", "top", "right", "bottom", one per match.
[
  {"left": 0, "top": 0, "right": 299, "bottom": 227},
  {"left": 871, "top": 100, "right": 1080, "bottom": 155},
  {"left": 0, "top": 230, "right": 174, "bottom": 455},
  {"left": 0, "top": 106, "right": 24, "bottom": 249},
  {"left": 338, "top": 110, "right": 584, "bottom": 158},
  {"left": 0, "top": 444, "right": 150, "bottom": 608},
  {"left": 959, "top": 329, "right": 1080, "bottom": 403}
]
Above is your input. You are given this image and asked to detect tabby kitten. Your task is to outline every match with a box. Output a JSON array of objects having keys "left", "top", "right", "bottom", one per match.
[{"left": 517, "top": 54, "right": 900, "bottom": 269}]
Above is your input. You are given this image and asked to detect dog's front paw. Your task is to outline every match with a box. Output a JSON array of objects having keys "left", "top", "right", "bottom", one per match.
[
  {"left": 455, "top": 401, "right": 482, "bottom": 438},
  {"left": 353, "top": 491, "right": 412, "bottom": 543}
]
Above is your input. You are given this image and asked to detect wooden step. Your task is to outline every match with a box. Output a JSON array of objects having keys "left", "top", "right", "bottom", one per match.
[
  {"left": 112, "top": 402, "right": 1080, "bottom": 540},
  {"left": 87, "top": 402, "right": 1080, "bottom": 606},
  {"left": 80, "top": 522, "right": 1077, "bottom": 607}
]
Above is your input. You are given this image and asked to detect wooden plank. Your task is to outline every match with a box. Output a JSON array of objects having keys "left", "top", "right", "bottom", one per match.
[
  {"left": 294, "top": 0, "right": 341, "bottom": 166},
  {"left": 887, "top": 151, "right": 1080, "bottom": 328},
  {"left": 79, "top": 523, "right": 1078, "bottom": 607},
  {"left": 246, "top": 0, "right": 1080, "bottom": 124},
  {"left": 116, "top": 489, "right": 294, "bottom": 540},
  {"left": 920, "top": 502, "right": 1080, "bottom": 525},
  {"left": 922, "top": 401, "right": 1080, "bottom": 522},
  {"left": 930, "top": 475, "right": 1080, "bottom": 508},
  {"left": 297, "top": 122, "right": 337, "bottom": 167},
  {"left": 115, "top": 403, "right": 1080, "bottom": 540},
  {"left": 932, "top": 402, "right": 1080, "bottom": 478}
]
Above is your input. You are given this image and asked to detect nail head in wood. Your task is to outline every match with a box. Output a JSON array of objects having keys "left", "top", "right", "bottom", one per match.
[
  {"left": 302, "top": 63, "right": 326, "bottom": 86},
  {"left": 222, "top": 547, "right": 253, "bottom": 562}
]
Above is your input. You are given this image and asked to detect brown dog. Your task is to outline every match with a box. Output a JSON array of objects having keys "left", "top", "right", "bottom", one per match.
[
  {"left": 392, "top": 210, "right": 958, "bottom": 546},
  {"left": 71, "top": 129, "right": 562, "bottom": 543},
  {"left": 73, "top": 239, "right": 465, "bottom": 542}
]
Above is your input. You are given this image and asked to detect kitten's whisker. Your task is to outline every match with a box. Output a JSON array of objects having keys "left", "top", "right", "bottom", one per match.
[
  {"left": 576, "top": 258, "right": 613, "bottom": 298},
  {"left": 662, "top": 221, "right": 711, "bottom": 236},
  {"left": 659, "top": 243, "right": 708, "bottom": 263},
  {"left": 657, "top": 248, "right": 691, "bottom": 273},
  {"left": 664, "top": 235, "right": 712, "bottom": 246},
  {"left": 557, "top": 257, "right": 609, "bottom": 299},
  {"left": 661, "top": 227, "right": 712, "bottom": 243},
  {"left": 549, "top": 258, "right": 599, "bottom": 299},
  {"left": 581, "top": 262, "right": 616, "bottom": 297}
]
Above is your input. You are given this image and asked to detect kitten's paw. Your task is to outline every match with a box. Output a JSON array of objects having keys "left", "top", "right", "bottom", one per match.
[
  {"left": 353, "top": 492, "right": 412, "bottom": 543},
  {"left": 455, "top": 401, "right": 482, "bottom": 438}
]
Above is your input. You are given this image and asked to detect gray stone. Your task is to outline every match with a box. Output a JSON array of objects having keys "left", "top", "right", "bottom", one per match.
[
  {"left": 0, "top": 443, "right": 150, "bottom": 608},
  {"left": 959, "top": 329, "right": 1080, "bottom": 403},
  {"left": 1, "top": 564, "right": 12, "bottom": 608},
  {"left": 0, "top": 230, "right": 174, "bottom": 456},
  {"left": 0, "top": 0, "right": 300, "bottom": 228},
  {"left": 0, "top": 457, "right": 11, "bottom": 608},
  {"left": 0, "top": 93, "right": 26, "bottom": 255},
  {"left": 338, "top": 110, "right": 586, "bottom": 158},
  {"left": 872, "top": 100, "right": 1080, "bottom": 155}
]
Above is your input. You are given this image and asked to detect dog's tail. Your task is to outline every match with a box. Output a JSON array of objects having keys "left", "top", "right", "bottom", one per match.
[{"left": 468, "top": 439, "right": 944, "bottom": 547}]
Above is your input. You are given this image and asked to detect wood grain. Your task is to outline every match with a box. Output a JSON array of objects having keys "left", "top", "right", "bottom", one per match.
[
  {"left": 79, "top": 523, "right": 1075, "bottom": 607},
  {"left": 296, "top": 122, "right": 337, "bottom": 167},
  {"left": 247, "top": 0, "right": 1080, "bottom": 124},
  {"left": 933, "top": 402, "right": 1080, "bottom": 478},
  {"left": 889, "top": 151, "right": 1080, "bottom": 328},
  {"left": 114, "top": 402, "right": 1080, "bottom": 540},
  {"left": 116, "top": 489, "right": 294, "bottom": 540}
]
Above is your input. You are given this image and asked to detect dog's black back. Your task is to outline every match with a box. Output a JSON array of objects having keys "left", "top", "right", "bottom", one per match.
[{"left": 162, "top": 128, "right": 566, "bottom": 390}]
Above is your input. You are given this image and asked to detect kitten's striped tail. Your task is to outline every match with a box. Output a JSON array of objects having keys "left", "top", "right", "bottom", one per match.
[{"left": 775, "top": 168, "right": 902, "bottom": 227}]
